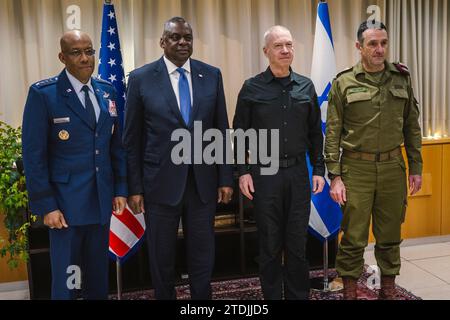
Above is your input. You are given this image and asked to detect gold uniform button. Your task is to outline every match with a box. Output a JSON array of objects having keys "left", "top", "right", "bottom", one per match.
[{"left": 58, "top": 130, "right": 70, "bottom": 141}]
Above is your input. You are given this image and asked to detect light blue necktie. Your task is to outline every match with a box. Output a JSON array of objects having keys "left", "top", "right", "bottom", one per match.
[{"left": 177, "top": 67, "right": 191, "bottom": 125}]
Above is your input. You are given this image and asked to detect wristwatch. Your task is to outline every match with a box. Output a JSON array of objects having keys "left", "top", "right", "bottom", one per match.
[{"left": 328, "top": 173, "right": 340, "bottom": 181}]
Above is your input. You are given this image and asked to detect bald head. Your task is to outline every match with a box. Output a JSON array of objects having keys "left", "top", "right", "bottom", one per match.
[
  {"left": 263, "top": 25, "right": 292, "bottom": 48},
  {"left": 60, "top": 30, "right": 92, "bottom": 53},
  {"left": 58, "top": 30, "right": 95, "bottom": 84}
]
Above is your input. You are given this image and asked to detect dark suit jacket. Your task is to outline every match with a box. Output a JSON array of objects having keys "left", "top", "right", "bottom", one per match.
[
  {"left": 123, "top": 57, "right": 233, "bottom": 205},
  {"left": 22, "top": 70, "right": 127, "bottom": 226}
]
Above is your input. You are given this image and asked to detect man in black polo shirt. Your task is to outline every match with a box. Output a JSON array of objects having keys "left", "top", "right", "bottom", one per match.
[{"left": 233, "top": 25, "right": 325, "bottom": 300}]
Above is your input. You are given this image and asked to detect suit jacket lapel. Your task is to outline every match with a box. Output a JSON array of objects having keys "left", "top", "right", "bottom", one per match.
[
  {"left": 57, "top": 71, "right": 95, "bottom": 130},
  {"left": 155, "top": 57, "right": 186, "bottom": 128}
]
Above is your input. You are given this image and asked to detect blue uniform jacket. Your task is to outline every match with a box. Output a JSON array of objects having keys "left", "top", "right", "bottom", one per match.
[{"left": 22, "top": 70, "right": 127, "bottom": 226}]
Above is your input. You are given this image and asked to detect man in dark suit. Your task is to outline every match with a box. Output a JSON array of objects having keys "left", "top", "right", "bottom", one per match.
[
  {"left": 123, "top": 17, "right": 234, "bottom": 300},
  {"left": 22, "top": 30, "right": 127, "bottom": 299}
]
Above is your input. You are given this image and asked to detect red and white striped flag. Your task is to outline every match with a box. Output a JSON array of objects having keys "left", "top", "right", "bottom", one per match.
[{"left": 109, "top": 205, "right": 146, "bottom": 259}]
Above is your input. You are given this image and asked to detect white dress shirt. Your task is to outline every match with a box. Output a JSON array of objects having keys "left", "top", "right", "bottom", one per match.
[
  {"left": 65, "top": 69, "right": 100, "bottom": 121},
  {"left": 163, "top": 56, "right": 194, "bottom": 109}
]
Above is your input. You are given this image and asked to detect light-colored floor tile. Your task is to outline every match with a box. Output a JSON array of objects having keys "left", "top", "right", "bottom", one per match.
[
  {"left": 411, "top": 256, "right": 450, "bottom": 283},
  {"left": 411, "top": 285, "right": 450, "bottom": 300},
  {"left": 0, "top": 290, "right": 29, "bottom": 300},
  {"left": 0, "top": 281, "right": 28, "bottom": 292},
  {"left": 396, "top": 261, "right": 447, "bottom": 290},
  {"left": 400, "top": 243, "right": 450, "bottom": 261},
  {"left": 363, "top": 250, "right": 377, "bottom": 266}
]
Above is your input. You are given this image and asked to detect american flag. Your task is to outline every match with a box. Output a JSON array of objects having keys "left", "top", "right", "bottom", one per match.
[
  {"left": 98, "top": 2, "right": 126, "bottom": 129},
  {"left": 109, "top": 206, "right": 146, "bottom": 259},
  {"left": 99, "top": 2, "right": 146, "bottom": 262}
]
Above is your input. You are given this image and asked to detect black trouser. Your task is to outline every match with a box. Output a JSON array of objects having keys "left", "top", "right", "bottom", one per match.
[
  {"left": 251, "top": 160, "right": 311, "bottom": 300},
  {"left": 145, "top": 168, "right": 216, "bottom": 300}
]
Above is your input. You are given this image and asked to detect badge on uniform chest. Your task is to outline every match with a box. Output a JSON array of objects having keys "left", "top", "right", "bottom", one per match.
[
  {"left": 58, "top": 130, "right": 70, "bottom": 141},
  {"left": 108, "top": 99, "right": 118, "bottom": 117}
]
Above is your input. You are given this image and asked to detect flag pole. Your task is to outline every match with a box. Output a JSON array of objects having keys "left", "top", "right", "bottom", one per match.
[
  {"left": 116, "top": 256, "right": 122, "bottom": 300},
  {"left": 311, "top": 238, "right": 332, "bottom": 292},
  {"left": 323, "top": 238, "right": 329, "bottom": 291}
]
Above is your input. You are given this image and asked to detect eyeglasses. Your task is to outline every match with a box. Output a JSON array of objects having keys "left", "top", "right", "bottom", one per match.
[{"left": 65, "top": 49, "right": 96, "bottom": 57}]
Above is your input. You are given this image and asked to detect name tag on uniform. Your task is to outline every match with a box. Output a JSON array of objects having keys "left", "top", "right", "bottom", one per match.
[
  {"left": 53, "top": 117, "right": 70, "bottom": 124},
  {"left": 347, "top": 87, "right": 368, "bottom": 94},
  {"left": 108, "top": 100, "right": 118, "bottom": 117}
]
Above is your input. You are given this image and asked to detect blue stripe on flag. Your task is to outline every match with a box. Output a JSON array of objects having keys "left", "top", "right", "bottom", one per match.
[
  {"left": 318, "top": 2, "right": 334, "bottom": 47},
  {"left": 318, "top": 82, "right": 332, "bottom": 107}
]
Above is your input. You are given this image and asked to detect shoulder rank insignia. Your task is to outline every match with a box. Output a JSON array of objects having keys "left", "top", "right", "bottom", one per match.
[
  {"left": 393, "top": 62, "right": 410, "bottom": 75},
  {"left": 95, "top": 76, "right": 113, "bottom": 86},
  {"left": 335, "top": 66, "right": 353, "bottom": 79},
  {"left": 34, "top": 77, "right": 58, "bottom": 89}
]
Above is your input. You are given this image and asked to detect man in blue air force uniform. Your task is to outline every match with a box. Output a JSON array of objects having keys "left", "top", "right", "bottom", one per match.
[{"left": 22, "top": 30, "right": 127, "bottom": 300}]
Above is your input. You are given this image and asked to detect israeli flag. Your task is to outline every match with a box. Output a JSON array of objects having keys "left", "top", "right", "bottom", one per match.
[{"left": 307, "top": 1, "right": 342, "bottom": 242}]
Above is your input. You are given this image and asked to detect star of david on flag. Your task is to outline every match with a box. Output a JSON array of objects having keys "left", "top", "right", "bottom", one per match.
[{"left": 307, "top": 1, "right": 343, "bottom": 242}]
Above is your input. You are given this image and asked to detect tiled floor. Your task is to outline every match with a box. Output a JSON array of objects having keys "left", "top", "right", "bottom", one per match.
[
  {"left": 2, "top": 236, "right": 450, "bottom": 300},
  {"left": 364, "top": 235, "right": 450, "bottom": 300},
  {"left": 0, "top": 281, "right": 29, "bottom": 300}
]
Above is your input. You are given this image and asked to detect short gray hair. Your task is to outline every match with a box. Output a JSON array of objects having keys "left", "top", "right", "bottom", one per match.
[
  {"left": 263, "top": 25, "right": 292, "bottom": 47},
  {"left": 162, "top": 16, "right": 192, "bottom": 38}
]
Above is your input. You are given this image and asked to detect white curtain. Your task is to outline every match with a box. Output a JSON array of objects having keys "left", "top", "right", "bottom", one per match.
[
  {"left": 387, "top": 0, "right": 450, "bottom": 137},
  {"left": 2, "top": 0, "right": 399, "bottom": 129}
]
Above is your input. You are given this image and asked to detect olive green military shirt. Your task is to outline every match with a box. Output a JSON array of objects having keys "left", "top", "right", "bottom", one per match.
[{"left": 325, "top": 61, "right": 423, "bottom": 176}]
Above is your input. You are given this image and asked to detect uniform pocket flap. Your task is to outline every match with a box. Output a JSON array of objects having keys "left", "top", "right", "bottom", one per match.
[
  {"left": 144, "top": 153, "right": 160, "bottom": 164},
  {"left": 290, "top": 91, "right": 312, "bottom": 103},
  {"left": 346, "top": 92, "right": 372, "bottom": 104},
  {"left": 50, "top": 172, "right": 70, "bottom": 183},
  {"left": 390, "top": 88, "right": 409, "bottom": 99}
]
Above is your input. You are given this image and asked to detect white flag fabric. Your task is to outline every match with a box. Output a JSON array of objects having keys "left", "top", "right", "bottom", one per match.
[{"left": 307, "top": 1, "right": 342, "bottom": 242}]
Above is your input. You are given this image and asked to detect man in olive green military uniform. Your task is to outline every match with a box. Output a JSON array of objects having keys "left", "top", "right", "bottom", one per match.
[{"left": 325, "top": 21, "right": 423, "bottom": 300}]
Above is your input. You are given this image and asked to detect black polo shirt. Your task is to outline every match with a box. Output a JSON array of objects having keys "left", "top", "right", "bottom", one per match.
[{"left": 233, "top": 67, "right": 325, "bottom": 177}]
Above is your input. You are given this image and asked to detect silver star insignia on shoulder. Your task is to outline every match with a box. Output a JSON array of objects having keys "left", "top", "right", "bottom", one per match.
[{"left": 66, "top": 88, "right": 72, "bottom": 93}]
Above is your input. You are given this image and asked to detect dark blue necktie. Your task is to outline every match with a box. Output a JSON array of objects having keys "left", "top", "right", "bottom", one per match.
[
  {"left": 177, "top": 67, "right": 191, "bottom": 125},
  {"left": 82, "top": 85, "right": 97, "bottom": 128}
]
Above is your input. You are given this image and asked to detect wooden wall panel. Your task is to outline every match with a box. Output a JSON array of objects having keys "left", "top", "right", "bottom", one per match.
[
  {"left": 442, "top": 144, "right": 450, "bottom": 235},
  {"left": 401, "top": 145, "right": 442, "bottom": 238}
]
